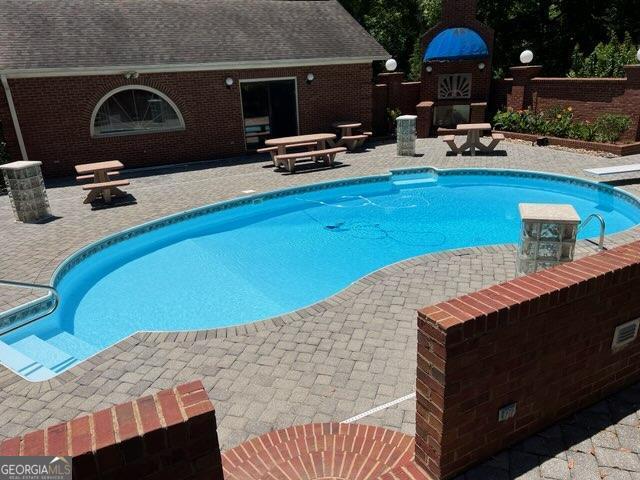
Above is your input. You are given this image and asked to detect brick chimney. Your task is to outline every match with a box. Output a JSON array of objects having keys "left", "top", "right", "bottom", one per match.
[{"left": 442, "top": 0, "right": 478, "bottom": 22}]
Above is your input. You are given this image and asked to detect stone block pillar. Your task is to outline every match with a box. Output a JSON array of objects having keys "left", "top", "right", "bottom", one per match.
[
  {"left": 396, "top": 115, "right": 417, "bottom": 156},
  {"left": 508, "top": 65, "right": 543, "bottom": 111},
  {"left": 1, "top": 160, "right": 52, "bottom": 223}
]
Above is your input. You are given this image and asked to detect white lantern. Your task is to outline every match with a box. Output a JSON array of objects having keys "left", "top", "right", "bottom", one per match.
[
  {"left": 385, "top": 58, "right": 398, "bottom": 72},
  {"left": 520, "top": 49, "right": 534, "bottom": 65}
]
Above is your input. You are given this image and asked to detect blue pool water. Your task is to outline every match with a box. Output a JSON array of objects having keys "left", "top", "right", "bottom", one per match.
[{"left": 2, "top": 169, "right": 640, "bottom": 380}]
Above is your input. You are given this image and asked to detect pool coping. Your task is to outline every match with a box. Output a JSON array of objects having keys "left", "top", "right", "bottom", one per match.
[{"left": 1, "top": 165, "right": 640, "bottom": 383}]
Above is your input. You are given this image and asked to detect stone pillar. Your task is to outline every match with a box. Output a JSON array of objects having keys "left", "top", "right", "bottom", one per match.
[
  {"left": 509, "top": 65, "right": 543, "bottom": 111},
  {"left": 396, "top": 115, "right": 417, "bottom": 156},
  {"left": 0, "top": 161, "right": 52, "bottom": 223},
  {"left": 416, "top": 101, "right": 434, "bottom": 138}
]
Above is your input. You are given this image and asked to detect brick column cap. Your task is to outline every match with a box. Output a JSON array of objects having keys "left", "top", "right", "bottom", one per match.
[
  {"left": 509, "top": 65, "right": 543, "bottom": 84},
  {"left": 376, "top": 72, "right": 406, "bottom": 85}
]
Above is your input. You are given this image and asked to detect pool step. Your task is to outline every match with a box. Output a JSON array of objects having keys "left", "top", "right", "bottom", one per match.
[
  {"left": 47, "top": 331, "right": 97, "bottom": 360},
  {"left": 392, "top": 177, "right": 438, "bottom": 187},
  {"left": 11, "top": 335, "right": 78, "bottom": 373},
  {"left": 0, "top": 341, "right": 57, "bottom": 381}
]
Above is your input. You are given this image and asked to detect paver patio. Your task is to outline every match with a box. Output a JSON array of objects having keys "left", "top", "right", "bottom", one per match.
[{"left": 1, "top": 138, "right": 640, "bottom": 479}]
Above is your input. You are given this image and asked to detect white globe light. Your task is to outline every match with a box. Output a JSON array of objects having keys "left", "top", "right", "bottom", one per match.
[
  {"left": 385, "top": 58, "right": 398, "bottom": 72},
  {"left": 520, "top": 50, "right": 534, "bottom": 65},
  {"left": 637, "top": 48, "right": 640, "bottom": 63}
]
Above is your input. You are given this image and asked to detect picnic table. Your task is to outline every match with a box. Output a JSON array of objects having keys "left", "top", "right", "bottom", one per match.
[
  {"left": 264, "top": 133, "right": 345, "bottom": 173},
  {"left": 442, "top": 123, "right": 504, "bottom": 156},
  {"left": 332, "top": 121, "right": 371, "bottom": 151},
  {"left": 75, "top": 160, "right": 129, "bottom": 204}
]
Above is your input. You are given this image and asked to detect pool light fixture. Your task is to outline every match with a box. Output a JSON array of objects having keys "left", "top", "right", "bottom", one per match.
[
  {"left": 520, "top": 49, "right": 534, "bottom": 65},
  {"left": 306, "top": 73, "right": 315, "bottom": 84},
  {"left": 385, "top": 58, "right": 398, "bottom": 72},
  {"left": 225, "top": 77, "right": 234, "bottom": 88}
]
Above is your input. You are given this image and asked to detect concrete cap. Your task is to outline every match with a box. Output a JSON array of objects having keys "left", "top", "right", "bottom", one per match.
[
  {"left": 519, "top": 203, "right": 581, "bottom": 223},
  {"left": 0, "top": 160, "right": 42, "bottom": 170}
]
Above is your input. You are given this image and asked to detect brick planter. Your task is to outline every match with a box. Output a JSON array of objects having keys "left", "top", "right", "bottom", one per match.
[{"left": 498, "top": 131, "right": 640, "bottom": 156}]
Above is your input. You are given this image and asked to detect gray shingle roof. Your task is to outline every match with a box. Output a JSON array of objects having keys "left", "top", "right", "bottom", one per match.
[{"left": 0, "top": 0, "right": 389, "bottom": 73}]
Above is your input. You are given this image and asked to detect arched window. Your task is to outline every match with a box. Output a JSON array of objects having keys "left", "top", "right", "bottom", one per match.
[{"left": 91, "top": 86, "right": 185, "bottom": 137}]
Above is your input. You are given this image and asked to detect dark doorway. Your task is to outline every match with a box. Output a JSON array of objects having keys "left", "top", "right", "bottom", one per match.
[{"left": 241, "top": 79, "right": 298, "bottom": 150}]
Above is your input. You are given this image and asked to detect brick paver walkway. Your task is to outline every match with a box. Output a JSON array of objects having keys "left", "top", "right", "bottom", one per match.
[{"left": 1, "top": 138, "right": 640, "bottom": 479}]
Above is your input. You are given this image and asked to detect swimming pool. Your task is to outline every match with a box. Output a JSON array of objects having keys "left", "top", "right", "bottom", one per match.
[{"left": 2, "top": 167, "right": 640, "bottom": 380}]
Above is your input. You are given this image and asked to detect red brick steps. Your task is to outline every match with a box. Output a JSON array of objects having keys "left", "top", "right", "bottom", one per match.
[{"left": 222, "top": 422, "right": 429, "bottom": 480}]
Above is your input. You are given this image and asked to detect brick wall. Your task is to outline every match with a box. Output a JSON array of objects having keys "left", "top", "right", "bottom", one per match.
[
  {"left": 373, "top": 73, "right": 421, "bottom": 135},
  {"left": 416, "top": 241, "right": 640, "bottom": 480},
  {"left": 492, "top": 65, "right": 640, "bottom": 142},
  {"left": 0, "top": 380, "right": 224, "bottom": 480},
  {"left": 0, "top": 63, "right": 373, "bottom": 177}
]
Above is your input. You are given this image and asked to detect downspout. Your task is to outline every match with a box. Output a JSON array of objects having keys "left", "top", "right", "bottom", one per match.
[{"left": 1, "top": 74, "right": 28, "bottom": 161}]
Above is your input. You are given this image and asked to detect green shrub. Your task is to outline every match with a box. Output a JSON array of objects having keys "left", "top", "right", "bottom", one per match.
[
  {"left": 569, "top": 33, "right": 638, "bottom": 78},
  {"left": 493, "top": 107, "right": 630, "bottom": 143},
  {"left": 592, "top": 114, "right": 631, "bottom": 143}
]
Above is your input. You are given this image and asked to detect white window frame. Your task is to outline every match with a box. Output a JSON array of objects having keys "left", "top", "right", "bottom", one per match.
[{"left": 90, "top": 85, "right": 186, "bottom": 138}]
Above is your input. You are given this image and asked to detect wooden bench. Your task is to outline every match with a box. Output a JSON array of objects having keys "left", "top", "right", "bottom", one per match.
[
  {"left": 76, "top": 171, "right": 119, "bottom": 182},
  {"left": 257, "top": 142, "right": 318, "bottom": 167},
  {"left": 275, "top": 147, "right": 347, "bottom": 173},
  {"left": 82, "top": 179, "right": 130, "bottom": 204}
]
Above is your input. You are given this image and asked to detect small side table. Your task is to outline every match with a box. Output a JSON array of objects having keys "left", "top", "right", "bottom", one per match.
[
  {"left": 517, "top": 203, "right": 581, "bottom": 275},
  {"left": 1, "top": 161, "right": 52, "bottom": 223}
]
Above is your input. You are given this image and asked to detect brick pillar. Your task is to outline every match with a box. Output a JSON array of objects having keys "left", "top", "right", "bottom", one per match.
[
  {"left": 624, "top": 65, "right": 640, "bottom": 87},
  {"left": 442, "top": 0, "right": 478, "bottom": 22},
  {"left": 376, "top": 72, "right": 406, "bottom": 112},
  {"left": 470, "top": 102, "right": 487, "bottom": 123},
  {"left": 508, "top": 65, "right": 543, "bottom": 111},
  {"left": 0, "top": 380, "right": 224, "bottom": 480},
  {"left": 416, "top": 101, "right": 434, "bottom": 137}
]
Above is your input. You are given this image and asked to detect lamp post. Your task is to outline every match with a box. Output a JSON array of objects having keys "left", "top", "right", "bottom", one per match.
[
  {"left": 385, "top": 58, "right": 398, "bottom": 72},
  {"left": 520, "top": 49, "right": 534, "bottom": 65}
]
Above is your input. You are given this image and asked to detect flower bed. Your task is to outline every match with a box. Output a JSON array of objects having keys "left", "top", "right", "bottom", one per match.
[{"left": 493, "top": 107, "right": 631, "bottom": 144}]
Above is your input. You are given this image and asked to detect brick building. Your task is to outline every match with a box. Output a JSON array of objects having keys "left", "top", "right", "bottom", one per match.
[{"left": 0, "top": 0, "right": 388, "bottom": 177}]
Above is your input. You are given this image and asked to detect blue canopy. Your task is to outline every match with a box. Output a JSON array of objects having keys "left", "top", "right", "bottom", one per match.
[{"left": 424, "top": 28, "right": 488, "bottom": 61}]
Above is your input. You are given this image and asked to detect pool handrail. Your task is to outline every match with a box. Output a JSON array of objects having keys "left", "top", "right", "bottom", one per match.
[
  {"left": 579, "top": 213, "right": 606, "bottom": 250},
  {"left": 0, "top": 280, "right": 60, "bottom": 335}
]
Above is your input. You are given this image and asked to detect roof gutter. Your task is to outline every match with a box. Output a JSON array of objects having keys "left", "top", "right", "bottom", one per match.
[
  {"left": 0, "top": 75, "right": 28, "bottom": 161},
  {"left": 0, "top": 56, "right": 389, "bottom": 79}
]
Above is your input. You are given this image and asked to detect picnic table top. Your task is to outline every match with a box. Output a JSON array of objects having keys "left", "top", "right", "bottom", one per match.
[
  {"left": 265, "top": 133, "right": 336, "bottom": 146},
  {"left": 332, "top": 121, "right": 362, "bottom": 129},
  {"left": 456, "top": 123, "right": 492, "bottom": 131},
  {"left": 75, "top": 160, "right": 124, "bottom": 174}
]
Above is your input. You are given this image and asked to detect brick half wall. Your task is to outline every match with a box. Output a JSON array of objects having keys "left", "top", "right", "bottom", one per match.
[
  {"left": 416, "top": 241, "right": 640, "bottom": 479},
  {"left": 0, "top": 380, "right": 224, "bottom": 480}
]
